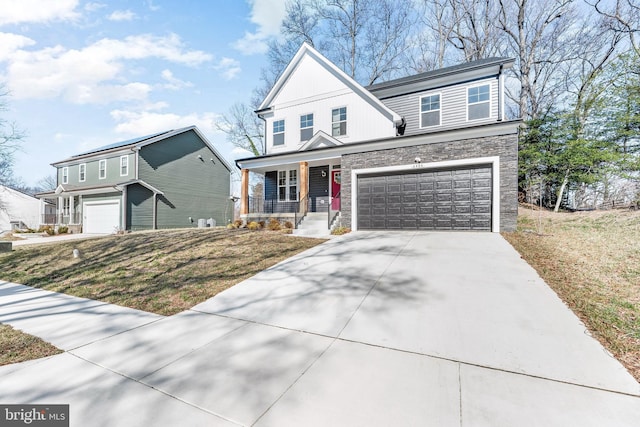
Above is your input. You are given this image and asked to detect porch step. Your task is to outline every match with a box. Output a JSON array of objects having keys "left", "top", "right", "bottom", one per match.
[{"left": 294, "top": 212, "right": 330, "bottom": 237}]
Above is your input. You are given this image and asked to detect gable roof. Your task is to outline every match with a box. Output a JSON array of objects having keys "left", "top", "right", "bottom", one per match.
[
  {"left": 258, "top": 42, "right": 401, "bottom": 124},
  {"left": 52, "top": 126, "right": 233, "bottom": 172},
  {"left": 298, "top": 131, "right": 343, "bottom": 152}
]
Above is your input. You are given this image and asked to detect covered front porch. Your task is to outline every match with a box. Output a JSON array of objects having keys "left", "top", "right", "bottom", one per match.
[{"left": 239, "top": 159, "right": 342, "bottom": 231}]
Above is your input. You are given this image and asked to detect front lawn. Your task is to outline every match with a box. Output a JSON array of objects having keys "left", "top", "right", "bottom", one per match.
[
  {"left": 0, "top": 228, "right": 325, "bottom": 316},
  {"left": 0, "top": 323, "right": 62, "bottom": 366}
]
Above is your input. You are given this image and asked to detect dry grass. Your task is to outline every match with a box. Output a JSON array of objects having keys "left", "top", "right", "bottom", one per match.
[
  {"left": 503, "top": 207, "right": 640, "bottom": 382},
  {"left": 0, "top": 228, "right": 325, "bottom": 316},
  {"left": 0, "top": 323, "right": 62, "bottom": 366}
]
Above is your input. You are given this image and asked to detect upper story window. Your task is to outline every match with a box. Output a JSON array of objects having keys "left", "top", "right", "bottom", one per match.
[
  {"left": 420, "top": 94, "right": 441, "bottom": 127},
  {"left": 332, "top": 107, "right": 347, "bottom": 137},
  {"left": 273, "top": 119, "right": 285, "bottom": 146},
  {"left": 79, "top": 163, "right": 86, "bottom": 182},
  {"left": 62, "top": 167, "right": 68, "bottom": 184},
  {"left": 99, "top": 159, "right": 107, "bottom": 179},
  {"left": 120, "top": 156, "right": 128, "bottom": 176},
  {"left": 468, "top": 84, "right": 490, "bottom": 120},
  {"left": 300, "top": 114, "right": 313, "bottom": 142}
]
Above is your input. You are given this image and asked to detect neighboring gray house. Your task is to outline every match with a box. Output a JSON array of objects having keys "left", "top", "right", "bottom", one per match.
[
  {"left": 237, "top": 43, "right": 520, "bottom": 233},
  {"left": 37, "top": 126, "right": 232, "bottom": 233}
]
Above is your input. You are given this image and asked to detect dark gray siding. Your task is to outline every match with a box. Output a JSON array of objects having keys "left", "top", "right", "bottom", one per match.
[
  {"left": 127, "top": 184, "right": 153, "bottom": 231},
  {"left": 340, "top": 133, "right": 518, "bottom": 232},
  {"left": 138, "top": 130, "right": 231, "bottom": 229},
  {"left": 57, "top": 153, "right": 134, "bottom": 187}
]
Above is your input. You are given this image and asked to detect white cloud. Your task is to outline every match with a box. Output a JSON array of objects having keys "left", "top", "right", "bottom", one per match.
[
  {"left": 0, "top": 0, "right": 80, "bottom": 26},
  {"left": 0, "top": 32, "right": 35, "bottom": 62},
  {"left": 84, "top": 3, "right": 106, "bottom": 13},
  {"left": 110, "top": 109, "right": 221, "bottom": 136},
  {"left": 3, "top": 33, "right": 212, "bottom": 103},
  {"left": 213, "top": 57, "right": 241, "bottom": 80},
  {"left": 232, "top": 0, "right": 286, "bottom": 55},
  {"left": 108, "top": 10, "right": 137, "bottom": 22},
  {"left": 160, "top": 69, "right": 193, "bottom": 90}
]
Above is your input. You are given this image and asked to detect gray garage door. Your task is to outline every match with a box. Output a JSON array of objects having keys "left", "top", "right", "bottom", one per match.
[{"left": 357, "top": 165, "right": 492, "bottom": 230}]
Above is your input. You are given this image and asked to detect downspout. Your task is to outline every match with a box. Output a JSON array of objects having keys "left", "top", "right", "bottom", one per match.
[
  {"left": 498, "top": 64, "right": 504, "bottom": 121},
  {"left": 153, "top": 192, "right": 157, "bottom": 230}
]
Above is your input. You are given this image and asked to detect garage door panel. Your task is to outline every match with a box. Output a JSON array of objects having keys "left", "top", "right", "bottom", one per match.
[
  {"left": 357, "top": 164, "right": 493, "bottom": 231},
  {"left": 84, "top": 201, "right": 120, "bottom": 234}
]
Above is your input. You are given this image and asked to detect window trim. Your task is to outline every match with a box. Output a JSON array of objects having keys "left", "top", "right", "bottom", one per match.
[
  {"left": 78, "top": 163, "right": 86, "bottom": 182},
  {"left": 419, "top": 93, "right": 442, "bottom": 128},
  {"left": 277, "top": 169, "right": 298, "bottom": 202},
  {"left": 120, "top": 156, "right": 129, "bottom": 176},
  {"left": 331, "top": 106, "right": 347, "bottom": 137},
  {"left": 273, "top": 119, "right": 285, "bottom": 146},
  {"left": 98, "top": 159, "right": 107, "bottom": 179},
  {"left": 300, "top": 113, "right": 314, "bottom": 142},
  {"left": 466, "top": 83, "right": 492, "bottom": 122},
  {"left": 62, "top": 167, "right": 69, "bottom": 184}
]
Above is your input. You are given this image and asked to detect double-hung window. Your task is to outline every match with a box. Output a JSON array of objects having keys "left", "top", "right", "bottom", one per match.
[
  {"left": 273, "top": 119, "right": 285, "bottom": 146},
  {"left": 99, "top": 159, "right": 107, "bottom": 179},
  {"left": 120, "top": 156, "right": 128, "bottom": 176},
  {"left": 62, "top": 167, "right": 69, "bottom": 184},
  {"left": 300, "top": 114, "right": 313, "bottom": 141},
  {"left": 277, "top": 170, "right": 298, "bottom": 201},
  {"left": 331, "top": 107, "right": 347, "bottom": 137},
  {"left": 468, "top": 84, "right": 490, "bottom": 120},
  {"left": 420, "top": 94, "right": 441, "bottom": 127},
  {"left": 79, "top": 164, "right": 86, "bottom": 182}
]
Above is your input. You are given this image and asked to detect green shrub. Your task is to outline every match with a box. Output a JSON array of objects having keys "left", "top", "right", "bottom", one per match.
[
  {"left": 267, "top": 219, "right": 281, "bottom": 231},
  {"left": 283, "top": 221, "right": 294, "bottom": 229},
  {"left": 247, "top": 221, "right": 260, "bottom": 230},
  {"left": 331, "top": 226, "right": 351, "bottom": 235},
  {"left": 38, "top": 225, "right": 55, "bottom": 235},
  {"left": 226, "top": 223, "right": 235, "bottom": 229},
  {"left": 58, "top": 226, "right": 69, "bottom": 234}
]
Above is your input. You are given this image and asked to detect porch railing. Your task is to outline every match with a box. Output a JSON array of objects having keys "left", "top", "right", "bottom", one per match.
[
  {"left": 248, "top": 197, "right": 301, "bottom": 214},
  {"left": 41, "top": 213, "right": 82, "bottom": 225}
]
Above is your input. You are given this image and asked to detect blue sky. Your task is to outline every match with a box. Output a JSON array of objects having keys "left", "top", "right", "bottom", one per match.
[{"left": 0, "top": 0, "right": 287, "bottom": 186}]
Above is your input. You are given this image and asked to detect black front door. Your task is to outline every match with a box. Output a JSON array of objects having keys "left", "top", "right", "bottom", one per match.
[{"left": 309, "top": 166, "right": 329, "bottom": 212}]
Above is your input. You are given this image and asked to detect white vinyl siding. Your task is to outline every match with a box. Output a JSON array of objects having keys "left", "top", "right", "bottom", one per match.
[
  {"left": 79, "top": 164, "right": 86, "bottom": 182},
  {"left": 420, "top": 94, "right": 441, "bottom": 128},
  {"left": 62, "top": 167, "right": 68, "bottom": 184},
  {"left": 378, "top": 78, "right": 497, "bottom": 136},
  {"left": 99, "top": 159, "right": 107, "bottom": 179},
  {"left": 120, "top": 156, "right": 129, "bottom": 176}
]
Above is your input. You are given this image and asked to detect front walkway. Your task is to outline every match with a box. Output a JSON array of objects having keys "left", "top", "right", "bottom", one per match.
[{"left": 1, "top": 232, "right": 639, "bottom": 426}]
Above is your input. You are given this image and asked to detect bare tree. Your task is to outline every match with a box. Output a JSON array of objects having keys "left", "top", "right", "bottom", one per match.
[
  {"left": 589, "top": 0, "right": 640, "bottom": 56},
  {"left": 0, "top": 86, "right": 25, "bottom": 188},
  {"left": 447, "top": 0, "right": 504, "bottom": 61},
  {"left": 412, "top": 0, "right": 453, "bottom": 72},
  {"left": 498, "top": 0, "right": 578, "bottom": 120},
  {"left": 215, "top": 103, "right": 264, "bottom": 156}
]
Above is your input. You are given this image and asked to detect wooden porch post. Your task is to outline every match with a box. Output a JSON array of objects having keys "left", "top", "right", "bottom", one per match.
[
  {"left": 299, "top": 161, "right": 308, "bottom": 214},
  {"left": 240, "top": 169, "right": 249, "bottom": 215}
]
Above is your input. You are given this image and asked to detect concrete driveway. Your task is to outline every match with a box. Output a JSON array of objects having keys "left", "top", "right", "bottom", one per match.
[{"left": 1, "top": 231, "right": 639, "bottom": 426}]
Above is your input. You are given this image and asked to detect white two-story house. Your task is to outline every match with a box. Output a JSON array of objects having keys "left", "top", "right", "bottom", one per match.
[{"left": 236, "top": 43, "right": 520, "bottom": 233}]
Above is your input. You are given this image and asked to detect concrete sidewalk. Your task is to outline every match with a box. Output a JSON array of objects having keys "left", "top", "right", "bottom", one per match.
[
  {"left": 10, "top": 233, "right": 109, "bottom": 247},
  {"left": 1, "top": 232, "right": 639, "bottom": 426}
]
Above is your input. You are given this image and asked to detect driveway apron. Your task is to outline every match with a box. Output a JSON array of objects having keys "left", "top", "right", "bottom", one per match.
[{"left": 1, "top": 231, "right": 639, "bottom": 426}]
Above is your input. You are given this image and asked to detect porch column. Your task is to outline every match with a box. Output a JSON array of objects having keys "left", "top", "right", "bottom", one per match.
[
  {"left": 57, "top": 196, "right": 64, "bottom": 224},
  {"left": 240, "top": 169, "right": 249, "bottom": 215},
  {"left": 39, "top": 199, "right": 45, "bottom": 225},
  {"left": 69, "top": 195, "right": 75, "bottom": 224},
  {"left": 299, "top": 161, "right": 308, "bottom": 214}
]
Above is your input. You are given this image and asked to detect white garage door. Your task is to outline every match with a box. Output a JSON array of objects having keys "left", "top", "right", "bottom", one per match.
[{"left": 83, "top": 201, "right": 120, "bottom": 234}]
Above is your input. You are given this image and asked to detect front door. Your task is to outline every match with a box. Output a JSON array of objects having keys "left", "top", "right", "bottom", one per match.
[
  {"left": 309, "top": 166, "right": 329, "bottom": 212},
  {"left": 331, "top": 169, "right": 341, "bottom": 210}
]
